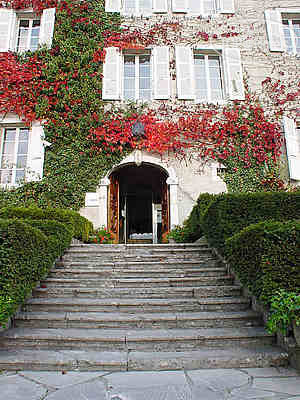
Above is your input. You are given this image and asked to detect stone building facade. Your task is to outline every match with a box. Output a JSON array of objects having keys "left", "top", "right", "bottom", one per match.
[{"left": 0, "top": 0, "right": 299, "bottom": 243}]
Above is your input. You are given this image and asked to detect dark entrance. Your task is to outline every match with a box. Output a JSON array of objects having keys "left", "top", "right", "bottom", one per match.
[{"left": 108, "top": 163, "right": 169, "bottom": 243}]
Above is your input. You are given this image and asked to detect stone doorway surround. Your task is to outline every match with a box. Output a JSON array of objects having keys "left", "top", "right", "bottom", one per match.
[{"left": 82, "top": 150, "right": 179, "bottom": 230}]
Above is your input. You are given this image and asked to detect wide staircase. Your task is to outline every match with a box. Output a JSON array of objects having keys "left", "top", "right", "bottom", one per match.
[{"left": 0, "top": 241, "right": 288, "bottom": 371}]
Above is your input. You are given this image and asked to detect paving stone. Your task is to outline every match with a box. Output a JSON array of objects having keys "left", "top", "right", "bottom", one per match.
[
  {"left": 187, "top": 369, "right": 249, "bottom": 392},
  {"left": 0, "top": 374, "right": 47, "bottom": 400},
  {"left": 45, "top": 380, "right": 107, "bottom": 400},
  {"left": 242, "top": 367, "right": 300, "bottom": 378},
  {"left": 19, "top": 371, "right": 108, "bottom": 389},
  {"left": 253, "top": 377, "right": 300, "bottom": 395}
]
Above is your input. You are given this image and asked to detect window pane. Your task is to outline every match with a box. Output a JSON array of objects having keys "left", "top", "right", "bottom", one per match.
[
  {"left": 1, "top": 155, "right": 13, "bottom": 168},
  {"left": 17, "top": 19, "right": 29, "bottom": 51},
  {"left": 194, "top": 55, "right": 208, "bottom": 101},
  {"left": 17, "top": 141, "right": 28, "bottom": 155},
  {"left": 16, "top": 155, "right": 27, "bottom": 168},
  {"left": 15, "top": 170, "right": 25, "bottom": 184},
  {"left": 209, "top": 56, "right": 223, "bottom": 101},
  {"left": 139, "top": 55, "right": 151, "bottom": 100},
  {"left": 0, "top": 170, "right": 12, "bottom": 184},
  {"left": 124, "top": 0, "right": 135, "bottom": 13},
  {"left": 3, "top": 128, "right": 16, "bottom": 142},
  {"left": 19, "top": 128, "right": 29, "bottom": 141}
]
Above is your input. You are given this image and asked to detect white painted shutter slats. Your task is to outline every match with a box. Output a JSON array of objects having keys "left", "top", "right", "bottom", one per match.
[
  {"left": 39, "top": 8, "right": 56, "bottom": 49},
  {"left": 219, "top": 0, "right": 235, "bottom": 13},
  {"left": 28, "top": 123, "right": 45, "bottom": 181},
  {"left": 175, "top": 46, "right": 195, "bottom": 100},
  {"left": 153, "top": 0, "right": 168, "bottom": 13},
  {"left": 265, "top": 9, "right": 285, "bottom": 52},
  {"left": 0, "top": 8, "right": 16, "bottom": 52},
  {"left": 223, "top": 48, "right": 245, "bottom": 100},
  {"left": 105, "top": 0, "right": 121, "bottom": 12},
  {"left": 102, "top": 47, "right": 121, "bottom": 100},
  {"left": 172, "top": 0, "right": 188, "bottom": 13},
  {"left": 153, "top": 47, "right": 171, "bottom": 99},
  {"left": 283, "top": 116, "right": 300, "bottom": 180}
]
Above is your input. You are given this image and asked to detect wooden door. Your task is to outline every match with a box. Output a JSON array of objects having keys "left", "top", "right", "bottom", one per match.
[
  {"left": 161, "top": 180, "right": 169, "bottom": 237},
  {"left": 108, "top": 174, "right": 119, "bottom": 243}
]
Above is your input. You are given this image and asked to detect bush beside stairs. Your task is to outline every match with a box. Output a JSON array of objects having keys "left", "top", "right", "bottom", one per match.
[{"left": 0, "top": 241, "right": 288, "bottom": 371}]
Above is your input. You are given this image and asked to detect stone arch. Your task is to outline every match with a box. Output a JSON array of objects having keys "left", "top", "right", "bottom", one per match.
[{"left": 97, "top": 150, "right": 179, "bottom": 240}]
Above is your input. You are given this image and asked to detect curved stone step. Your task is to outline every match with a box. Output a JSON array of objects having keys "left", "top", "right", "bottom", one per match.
[
  {"left": 0, "top": 327, "right": 275, "bottom": 351},
  {"left": 24, "top": 297, "right": 251, "bottom": 313},
  {"left": 14, "top": 310, "right": 262, "bottom": 329}
]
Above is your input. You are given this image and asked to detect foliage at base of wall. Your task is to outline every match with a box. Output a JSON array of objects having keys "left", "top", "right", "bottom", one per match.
[
  {"left": 0, "top": 206, "right": 93, "bottom": 241},
  {"left": 201, "top": 191, "right": 300, "bottom": 254},
  {"left": 225, "top": 220, "right": 300, "bottom": 306},
  {"left": 168, "top": 193, "right": 220, "bottom": 243},
  {"left": 0, "top": 217, "right": 72, "bottom": 327}
]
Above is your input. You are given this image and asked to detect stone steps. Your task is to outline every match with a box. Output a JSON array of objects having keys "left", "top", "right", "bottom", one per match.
[
  {"left": 0, "top": 242, "right": 288, "bottom": 371},
  {"left": 32, "top": 285, "right": 242, "bottom": 298},
  {"left": 14, "top": 310, "right": 262, "bottom": 329},
  {"left": 0, "top": 327, "right": 275, "bottom": 351},
  {"left": 24, "top": 296, "right": 251, "bottom": 313},
  {"left": 50, "top": 267, "right": 226, "bottom": 278},
  {"left": 0, "top": 346, "right": 288, "bottom": 371},
  {"left": 40, "top": 276, "right": 233, "bottom": 288}
]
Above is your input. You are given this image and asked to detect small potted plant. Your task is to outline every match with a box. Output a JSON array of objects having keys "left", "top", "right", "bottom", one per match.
[{"left": 266, "top": 289, "right": 300, "bottom": 345}]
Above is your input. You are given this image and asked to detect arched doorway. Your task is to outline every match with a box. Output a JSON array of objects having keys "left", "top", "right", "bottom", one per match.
[{"left": 108, "top": 163, "right": 169, "bottom": 244}]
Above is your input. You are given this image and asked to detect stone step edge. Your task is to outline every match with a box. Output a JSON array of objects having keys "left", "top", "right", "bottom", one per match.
[
  {"left": 15, "top": 310, "right": 260, "bottom": 322},
  {"left": 26, "top": 296, "right": 250, "bottom": 305},
  {"left": 0, "top": 347, "right": 288, "bottom": 371},
  {"left": 1, "top": 326, "right": 273, "bottom": 341}
]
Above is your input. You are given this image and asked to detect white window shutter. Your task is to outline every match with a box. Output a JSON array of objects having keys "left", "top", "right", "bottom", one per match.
[
  {"left": 153, "top": 0, "right": 168, "bottom": 13},
  {"left": 175, "top": 46, "right": 195, "bottom": 100},
  {"left": 283, "top": 117, "right": 300, "bottom": 180},
  {"left": 102, "top": 47, "right": 121, "bottom": 100},
  {"left": 153, "top": 47, "right": 171, "bottom": 100},
  {"left": 219, "top": 0, "right": 235, "bottom": 13},
  {"left": 39, "top": 8, "right": 56, "bottom": 49},
  {"left": 105, "top": 0, "right": 121, "bottom": 12},
  {"left": 189, "top": 0, "right": 202, "bottom": 15},
  {"left": 223, "top": 48, "right": 245, "bottom": 100},
  {"left": 27, "top": 123, "right": 45, "bottom": 181},
  {"left": 172, "top": 0, "right": 188, "bottom": 13},
  {"left": 265, "top": 9, "right": 285, "bottom": 52},
  {"left": 0, "top": 8, "right": 16, "bottom": 52}
]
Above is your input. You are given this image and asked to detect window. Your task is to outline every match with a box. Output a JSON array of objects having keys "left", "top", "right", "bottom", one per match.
[
  {"left": 282, "top": 17, "right": 300, "bottom": 54},
  {"left": 265, "top": 8, "right": 300, "bottom": 54},
  {"left": 175, "top": 46, "right": 244, "bottom": 102},
  {"left": 17, "top": 18, "right": 41, "bottom": 52},
  {"left": 105, "top": 0, "right": 234, "bottom": 16},
  {"left": 123, "top": 53, "right": 151, "bottom": 101},
  {"left": 283, "top": 117, "right": 300, "bottom": 181},
  {"left": 194, "top": 53, "right": 224, "bottom": 102},
  {"left": 0, "top": 7, "right": 55, "bottom": 53},
  {"left": 0, "top": 127, "right": 29, "bottom": 185},
  {"left": 0, "top": 120, "right": 47, "bottom": 187},
  {"left": 102, "top": 47, "right": 171, "bottom": 101}
]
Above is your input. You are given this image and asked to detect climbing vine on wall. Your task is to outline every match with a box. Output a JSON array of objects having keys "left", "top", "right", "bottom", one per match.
[{"left": 0, "top": 0, "right": 299, "bottom": 210}]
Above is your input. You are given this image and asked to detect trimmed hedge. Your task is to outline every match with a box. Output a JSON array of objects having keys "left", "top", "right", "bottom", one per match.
[
  {"left": 184, "top": 193, "right": 220, "bottom": 242},
  {"left": 225, "top": 220, "right": 300, "bottom": 304},
  {"left": 201, "top": 191, "right": 300, "bottom": 253},
  {"left": 0, "top": 206, "right": 93, "bottom": 242},
  {"left": 0, "top": 218, "right": 73, "bottom": 327}
]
